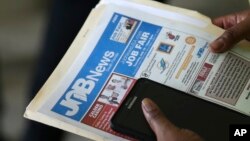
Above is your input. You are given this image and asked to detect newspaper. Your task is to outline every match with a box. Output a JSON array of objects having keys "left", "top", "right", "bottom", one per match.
[{"left": 24, "top": 0, "right": 250, "bottom": 140}]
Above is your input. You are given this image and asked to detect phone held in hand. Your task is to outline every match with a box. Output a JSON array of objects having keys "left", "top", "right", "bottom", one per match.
[{"left": 110, "top": 78, "right": 250, "bottom": 141}]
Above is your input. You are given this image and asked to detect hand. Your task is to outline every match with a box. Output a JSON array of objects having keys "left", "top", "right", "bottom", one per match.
[
  {"left": 210, "top": 10, "right": 250, "bottom": 53},
  {"left": 141, "top": 98, "right": 203, "bottom": 141}
]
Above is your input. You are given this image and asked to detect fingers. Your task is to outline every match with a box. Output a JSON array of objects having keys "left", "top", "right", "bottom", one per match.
[
  {"left": 141, "top": 98, "right": 177, "bottom": 140},
  {"left": 210, "top": 16, "right": 250, "bottom": 53},
  {"left": 212, "top": 14, "right": 238, "bottom": 29},
  {"left": 212, "top": 10, "right": 249, "bottom": 29},
  {"left": 142, "top": 98, "right": 204, "bottom": 141},
  {"left": 210, "top": 10, "right": 250, "bottom": 53}
]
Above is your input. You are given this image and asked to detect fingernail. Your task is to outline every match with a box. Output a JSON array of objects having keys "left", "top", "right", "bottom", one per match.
[
  {"left": 210, "top": 38, "right": 224, "bottom": 51},
  {"left": 142, "top": 98, "right": 155, "bottom": 113}
]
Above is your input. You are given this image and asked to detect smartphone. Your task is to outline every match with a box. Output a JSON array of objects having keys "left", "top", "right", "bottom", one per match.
[{"left": 110, "top": 78, "right": 250, "bottom": 141}]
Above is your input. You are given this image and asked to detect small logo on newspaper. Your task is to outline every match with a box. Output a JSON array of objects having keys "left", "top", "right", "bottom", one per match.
[
  {"left": 157, "top": 58, "right": 169, "bottom": 73},
  {"left": 141, "top": 71, "right": 151, "bottom": 78},
  {"left": 185, "top": 36, "right": 196, "bottom": 45},
  {"left": 157, "top": 43, "right": 174, "bottom": 54},
  {"left": 196, "top": 42, "right": 208, "bottom": 58},
  {"left": 166, "top": 32, "right": 180, "bottom": 41}
]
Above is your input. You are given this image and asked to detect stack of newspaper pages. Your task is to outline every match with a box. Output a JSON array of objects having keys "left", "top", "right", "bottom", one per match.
[{"left": 24, "top": 0, "right": 250, "bottom": 140}]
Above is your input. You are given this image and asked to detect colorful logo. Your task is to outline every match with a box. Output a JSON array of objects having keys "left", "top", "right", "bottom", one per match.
[
  {"left": 196, "top": 42, "right": 208, "bottom": 58},
  {"left": 157, "top": 43, "right": 174, "bottom": 54},
  {"left": 166, "top": 32, "right": 180, "bottom": 41},
  {"left": 157, "top": 58, "right": 169, "bottom": 72},
  {"left": 185, "top": 36, "right": 196, "bottom": 45}
]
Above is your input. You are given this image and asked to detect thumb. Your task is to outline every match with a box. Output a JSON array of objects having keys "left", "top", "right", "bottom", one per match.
[
  {"left": 210, "top": 16, "right": 250, "bottom": 53},
  {"left": 142, "top": 98, "right": 177, "bottom": 140}
]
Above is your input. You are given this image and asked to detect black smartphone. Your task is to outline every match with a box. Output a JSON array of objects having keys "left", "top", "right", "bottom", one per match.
[{"left": 110, "top": 78, "right": 250, "bottom": 141}]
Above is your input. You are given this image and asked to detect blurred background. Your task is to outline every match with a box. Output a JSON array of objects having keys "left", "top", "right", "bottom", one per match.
[
  {"left": 0, "top": 0, "right": 48, "bottom": 140},
  {"left": 0, "top": 0, "right": 249, "bottom": 141}
]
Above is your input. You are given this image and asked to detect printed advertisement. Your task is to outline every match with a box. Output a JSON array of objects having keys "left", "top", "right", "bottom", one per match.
[{"left": 40, "top": 13, "right": 162, "bottom": 140}]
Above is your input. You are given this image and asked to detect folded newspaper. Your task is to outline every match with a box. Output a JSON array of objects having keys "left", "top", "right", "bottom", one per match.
[{"left": 24, "top": 0, "right": 250, "bottom": 140}]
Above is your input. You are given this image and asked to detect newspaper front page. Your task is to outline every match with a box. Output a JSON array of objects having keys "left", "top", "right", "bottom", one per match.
[{"left": 24, "top": 0, "right": 250, "bottom": 140}]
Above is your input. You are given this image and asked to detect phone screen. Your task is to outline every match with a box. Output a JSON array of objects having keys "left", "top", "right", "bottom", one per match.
[{"left": 111, "top": 78, "right": 250, "bottom": 141}]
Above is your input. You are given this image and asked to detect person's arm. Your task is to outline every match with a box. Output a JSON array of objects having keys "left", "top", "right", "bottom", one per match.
[
  {"left": 210, "top": 10, "right": 250, "bottom": 53},
  {"left": 141, "top": 98, "right": 203, "bottom": 141}
]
